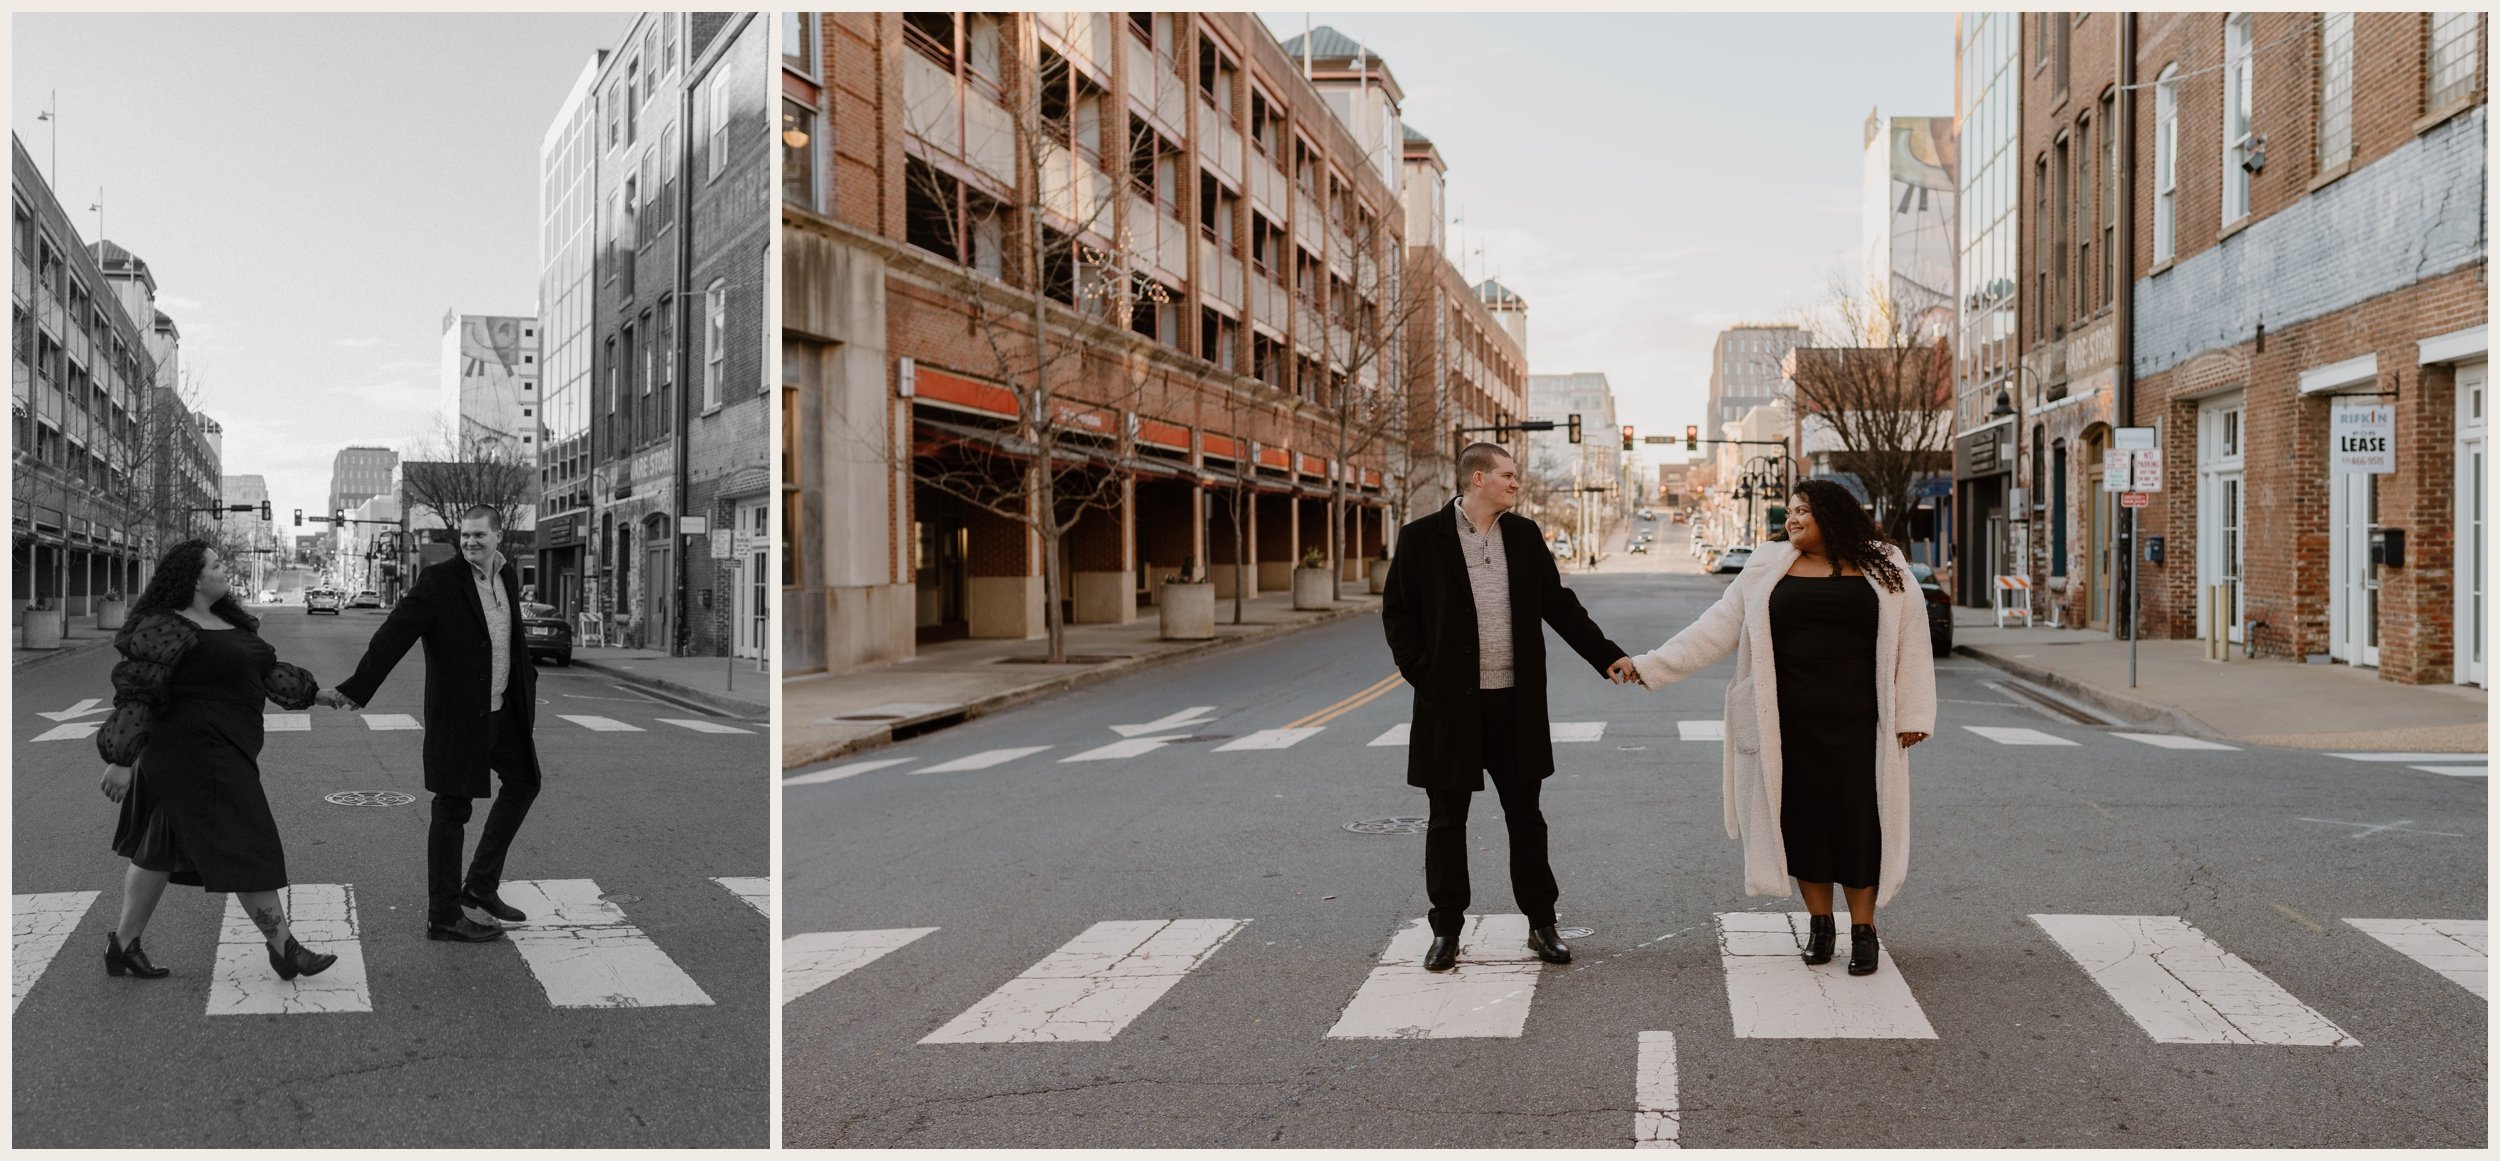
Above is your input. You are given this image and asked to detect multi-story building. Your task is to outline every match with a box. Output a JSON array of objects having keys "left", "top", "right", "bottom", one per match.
[
  {"left": 1397, "top": 123, "right": 1527, "bottom": 522},
  {"left": 1524, "top": 371, "right": 1622, "bottom": 549},
  {"left": 1862, "top": 109, "right": 1960, "bottom": 342},
  {"left": 1705, "top": 324, "right": 1811, "bottom": 433},
  {"left": 441, "top": 310, "right": 542, "bottom": 468},
  {"left": 790, "top": 13, "right": 1411, "bottom": 675},
  {"left": 218, "top": 474, "right": 273, "bottom": 589},
  {"left": 328, "top": 446, "right": 397, "bottom": 522},
  {"left": 537, "top": 53, "right": 604, "bottom": 622},
  {"left": 1950, "top": 11, "right": 2023, "bottom": 607}
]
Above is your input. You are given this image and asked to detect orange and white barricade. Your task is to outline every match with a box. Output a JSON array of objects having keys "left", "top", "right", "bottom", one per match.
[{"left": 1992, "top": 575, "right": 2034, "bottom": 627}]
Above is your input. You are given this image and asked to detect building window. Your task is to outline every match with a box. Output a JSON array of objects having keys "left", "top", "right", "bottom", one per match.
[
  {"left": 2222, "top": 14, "right": 2253, "bottom": 225},
  {"left": 704, "top": 279, "right": 728, "bottom": 410},
  {"left": 2074, "top": 119, "right": 2092, "bottom": 316},
  {"left": 2317, "top": 12, "right": 2354, "bottom": 169},
  {"left": 625, "top": 55, "right": 641, "bottom": 144},
  {"left": 708, "top": 68, "right": 734, "bottom": 180},
  {"left": 2100, "top": 92, "right": 2117, "bottom": 306},
  {"left": 2050, "top": 441, "right": 2069, "bottom": 576},
  {"left": 2154, "top": 65, "right": 2178, "bottom": 263},
  {"left": 2427, "top": 12, "right": 2480, "bottom": 112},
  {"left": 782, "top": 11, "right": 816, "bottom": 74},
  {"left": 783, "top": 100, "right": 818, "bottom": 210}
]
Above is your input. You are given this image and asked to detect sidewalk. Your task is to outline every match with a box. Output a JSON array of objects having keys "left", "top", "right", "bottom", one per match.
[
  {"left": 12, "top": 620, "right": 119, "bottom": 671},
  {"left": 1951, "top": 606, "right": 2488, "bottom": 752},
  {"left": 783, "top": 587, "right": 1385, "bottom": 769},
  {"left": 569, "top": 646, "right": 771, "bottom": 718}
]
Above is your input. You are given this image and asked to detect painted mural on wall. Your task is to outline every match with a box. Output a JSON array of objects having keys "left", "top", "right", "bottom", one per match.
[
  {"left": 1888, "top": 116, "right": 1959, "bottom": 342},
  {"left": 458, "top": 316, "right": 531, "bottom": 456}
]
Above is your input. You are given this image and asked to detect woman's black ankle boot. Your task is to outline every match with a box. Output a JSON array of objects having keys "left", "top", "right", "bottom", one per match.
[
  {"left": 268, "top": 935, "right": 338, "bottom": 981},
  {"left": 1802, "top": 914, "right": 1837, "bottom": 965},
  {"left": 1847, "top": 924, "right": 1880, "bottom": 975},
  {"left": 105, "top": 932, "right": 170, "bottom": 979}
]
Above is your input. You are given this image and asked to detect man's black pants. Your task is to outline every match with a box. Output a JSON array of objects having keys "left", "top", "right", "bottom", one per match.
[
  {"left": 428, "top": 709, "right": 540, "bottom": 924},
  {"left": 1424, "top": 687, "right": 1560, "bottom": 937}
]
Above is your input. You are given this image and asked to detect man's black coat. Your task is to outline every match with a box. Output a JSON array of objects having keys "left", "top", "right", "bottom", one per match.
[
  {"left": 336, "top": 555, "right": 541, "bottom": 798},
  {"left": 1381, "top": 502, "right": 1627, "bottom": 792}
]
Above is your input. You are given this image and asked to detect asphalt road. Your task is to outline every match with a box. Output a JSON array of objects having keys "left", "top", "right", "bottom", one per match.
[
  {"left": 12, "top": 603, "right": 770, "bottom": 1148},
  {"left": 785, "top": 552, "right": 2486, "bottom": 1148}
]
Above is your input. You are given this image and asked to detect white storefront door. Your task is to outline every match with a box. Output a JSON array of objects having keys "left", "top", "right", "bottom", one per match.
[
  {"left": 2456, "top": 361, "right": 2487, "bottom": 686},
  {"left": 2196, "top": 394, "right": 2247, "bottom": 645},
  {"left": 733, "top": 500, "right": 768, "bottom": 662},
  {"left": 2328, "top": 465, "right": 2380, "bottom": 668}
]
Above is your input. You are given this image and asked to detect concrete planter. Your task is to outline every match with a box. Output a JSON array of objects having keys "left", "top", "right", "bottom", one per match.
[
  {"left": 22, "top": 607, "right": 65, "bottom": 650},
  {"left": 96, "top": 597, "right": 127, "bottom": 631},
  {"left": 1368, "top": 559, "right": 1390, "bottom": 594},
  {"left": 1159, "top": 580, "right": 1216, "bottom": 640},
  {"left": 1293, "top": 566, "right": 1333, "bottom": 611}
]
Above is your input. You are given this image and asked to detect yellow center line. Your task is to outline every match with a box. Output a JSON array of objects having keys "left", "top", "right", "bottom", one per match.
[{"left": 1285, "top": 671, "right": 1405, "bottom": 731}]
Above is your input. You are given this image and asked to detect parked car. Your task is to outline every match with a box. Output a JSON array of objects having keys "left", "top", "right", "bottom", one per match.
[
  {"left": 521, "top": 602, "right": 573, "bottom": 666},
  {"left": 1690, "top": 539, "right": 1713, "bottom": 560},
  {"left": 1709, "top": 546, "right": 1752, "bottom": 575},
  {"left": 1909, "top": 563, "right": 1953, "bottom": 657},
  {"left": 1637, "top": 509, "right": 1655, "bottom": 521},
  {"left": 348, "top": 590, "right": 382, "bottom": 609},
  {"left": 257, "top": 588, "right": 278, "bottom": 604},
  {"left": 305, "top": 589, "right": 342, "bottom": 615},
  {"left": 1630, "top": 540, "right": 1649, "bottom": 554},
  {"left": 1550, "top": 536, "right": 1573, "bottom": 560}
]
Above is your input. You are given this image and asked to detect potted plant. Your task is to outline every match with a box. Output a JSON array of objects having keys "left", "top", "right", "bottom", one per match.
[
  {"left": 1293, "top": 545, "right": 1332, "bottom": 611},
  {"left": 96, "top": 588, "right": 127, "bottom": 631},
  {"left": 1368, "top": 541, "right": 1392, "bottom": 595},
  {"left": 21, "top": 597, "right": 65, "bottom": 649},
  {"left": 1159, "top": 556, "right": 1215, "bottom": 641}
]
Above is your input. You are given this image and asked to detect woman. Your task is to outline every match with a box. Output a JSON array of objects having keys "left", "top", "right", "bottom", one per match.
[
  {"left": 1627, "top": 479, "right": 1937, "bottom": 975},
  {"left": 94, "top": 540, "right": 338, "bottom": 981}
]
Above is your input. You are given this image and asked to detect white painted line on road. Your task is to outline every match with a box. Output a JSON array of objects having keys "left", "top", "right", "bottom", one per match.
[
  {"left": 206, "top": 884, "right": 371, "bottom": 1016},
  {"left": 917, "top": 747, "right": 1052, "bottom": 773},
  {"left": 2113, "top": 732, "right": 2239, "bottom": 751},
  {"left": 13, "top": 891, "right": 98, "bottom": 1012},
  {"left": 1964, "top": 725, "right": 2078, "bottom": 746},
  {"left": 713, "top": 877, "right": 770, "bottom": 919},
  {"left": 558, "top": 715, "right": 646, "bottom": 732},
  {"left": 35, "top": 698, "right": 108, "bottom": 721},
  {"left": 264, "top": 713, "right": 311, "bottom": 732},
  {"left": 29, "top": 722, "right": 99, "bottom": 743},
  {"left": 783, "top": 758, "right": 911, "bottom": 785},
  {"left": 1110, "top": 706, "right": 1219, "bottom": 737},
  {"left": 361, "top": 714, "right": 422, "bottom": 731},
  {"left": 1634, "top": 1030, "right": 1680, "bottom": 1148},
  {"left": 783, "top": 928, "right": 939, "bottom": 1004},
  {"left": 498, "top": 879, "right": 714, "bottom": 1009},
  {"left": 1369, "top": 724, "right": 1410, "bottom": 747},
  {"left": 2030, "top": 914, "right": 2357, "bottom": 1046},
  {"left": 1552, "top": 721, "right": 1608, "bottom": 743},
  {"left": 1717, "top": 912, "right": 1936, "bottom": 1039},
  {"left": 2325, "top": 752, "right": 2488, "bottom": 763},
  {"left": 2343, "top": 919, "right": 2487, "bottom": 998},
  {"left": 2408, "top": 765, "right": 2489, "bottom": 779},
  {"left": 1060, "top": 734, "right": 1188, "bottom": 762},
  {"left": 921, "top": 918, "right": 1251, "bottom": 1043},
  {"left": 1215, "top": 728, "right": 1323, "bottom": 751},
  {"left": 659, "top": 718, "right": 755, "bottom": 734},
  {"left": 1327, "top": 914, "right": 1546, "bottom": 1040},
  {"left": 1677, "top": 721, "right": 1724, "bottom": 742}
]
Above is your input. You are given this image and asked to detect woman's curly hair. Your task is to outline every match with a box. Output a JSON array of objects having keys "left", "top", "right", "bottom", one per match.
[
  {"left": 129, "top": 539, "right": 256, "bottom": 629},
  {"left": 1771, "top": 478, "right": 1906, "bottom": 593}
]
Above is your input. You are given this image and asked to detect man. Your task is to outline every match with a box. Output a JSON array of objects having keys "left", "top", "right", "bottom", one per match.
[
  {"left": 320, "top": 506, "right": 541, "bottom": 942},
  {"left": 1382, "top": 443, "right": 1643, "bottom": 971}
]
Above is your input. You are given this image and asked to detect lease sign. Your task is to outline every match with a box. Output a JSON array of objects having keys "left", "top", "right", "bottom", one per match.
[{"left": 2333, "top": 402, "right": 2395, "bottom": 474}]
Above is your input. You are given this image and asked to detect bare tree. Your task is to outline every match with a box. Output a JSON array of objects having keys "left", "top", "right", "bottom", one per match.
[
  {"left": 399, "top": 419, "right": 536, "bottom": 535},
  {"left": 1309, "top": 201, "right": 1432, "bottom": 600},
  {"left": 81, "top": 368, "right": 213, "bottom": 601},
  {"left": 1786, "top": 277, "right": 1955, "bottom": 546}
]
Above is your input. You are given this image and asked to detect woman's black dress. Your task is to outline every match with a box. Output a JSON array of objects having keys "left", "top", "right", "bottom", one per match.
[
  {"left": 112, "top": 627, "right": 292, "bottom": 893},
  {"left": 1769, "top": 572, "right": 1883, "bottom": 888}
]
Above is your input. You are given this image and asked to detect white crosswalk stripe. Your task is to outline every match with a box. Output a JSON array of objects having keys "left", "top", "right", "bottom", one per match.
[
  {"left": 1634, "top": 1030, "right": 1680, "bottom": 1148},
  {"left": 1718, "top": 912, "right": 1936, "bottom": 1039},
  {"left": 558, "top": 715, "right": 645, "bottom": 732},
  {"left": 921, "top": 918, "right": 1250, "bottom": 1043},
  {"left": 1328, "top": 914, "right": 1547, "bottom": 1040},
  {"left": 784, "top": 758, "right": 911, "bottom": 785},
  {"left": 784, "top": 928, "right": 939, "bottom": 1004},
  {"left": 1551, "top": 721, "right": 1607, "bottom": 742},
  {"left": 1676, "top": 720, "right": 1723, "bottom": 742},
  {"left": 2409, "top": 765, "right": 2488, "bottom": 779},
  {"left": 1216, "top": 728, "right": 1323, "bottom": 751},
  {"left": 2325, "top": 752, "right": 2488, "bottom": 762},
  {"left": 361, "top": 713, "right": 422, "bottom": 731},
  {"left": 660, "top": 718, "right": 756, "bottom": 734},
  {"left": 2112, "top": 732, "right": 2238, "bottom": 750},
  {"left": 263, "top": 713, "right": 311, "bottom": 732},
  {"left": 917, "top": 747, "right": 1050, "bottom": 773},
  {"left": 1964, "top": 725, "right": 2077, "bottom": 746},
  {"left": 713, "top": 877, "right": 771, "bottom": 919},
  {"left": 2031, "top": 914, "right": 2357, "bottom": 1046},
  {"left": 207, "top": 884, "right": 370, "bottom": 1016},
  {"left": 13, "top": 891, "right": 98, "bottom": 1012},
  {"left": 1369, "top": 724, "right": 1410, "bottom": 747},
  {"left": 30, "top": 722, "right": 99, "bottom": 743},
  {"left": 498, "top": 879, "right": 714, "bottom": 1008},
  {"left": 1060, "top": 735, "right": 1187, "bottom": 762},
  {"left": 2344, "top": 918, "right": 2486, "bottom": 998}
]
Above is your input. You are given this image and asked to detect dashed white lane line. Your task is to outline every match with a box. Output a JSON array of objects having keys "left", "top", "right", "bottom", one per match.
[
  {"left": 2409, "top": 765, "right": 2489, "bottom": 779},
  {"left": 1551, "top": 721, "right": 1608, "bottom": 743},
  {"left": 783, "top": 928, "right": 940, "bottom": 1004},
  {"left": 1634, "top": 1030, "right": 1680, "bottom": 1148},
  {"left": 2343, "top": 919, "right": 2487, "bottom": 998},
  {"left": 360, "top": 713, "right": 422, "bottom": 731},
  {"left": 29, "top": 722, "right": 99, "bottom": 743},
  {"left": 263, "top": 713, "right": 311, "bottom": 732},
  {"left": 558, "top": 715, "right": 645, "bottom": 732},
  {"left": 1717, "top": 912, "right": 1936, "bottom": 1039},
  {"left": 1327, "top": 914, "right": 1546, "bottom": 1040},
  {"left": 1676, "top": 720, "right": 1723, "bottom": 742},
  {"left": 1964, "top": 725, "right": 2077, "bottom": 746},
  {"left": 2112, "top": 732, "right": 2239, "bottom": 751},
  {"left": 1215, "top": 728, "right": 1324, "bottom": 751},
  {"left": 1369, "top": 724, "right": 1411, "bottom": 747},
  {"left": 206, "top": 884, "right": 371, "bottom": 1016},
  {"left": 499, "top": 879, "right": 713, "bottom": 1008},
  {"left": 12, "top": 891, "right": 98, "bottom": 1012},
  {"left": 920, "top": 918, "right": 1251, "bottom": 1043},
  {"left": 2030, "top": 914, "right": 2357, "bottom": 1046},
  {"left": 713, "top": 877, "right": 771, "bottom": 919},
  {"left": 1060, "top": 734, "right": 1188, "bottom": 762},
  {"left": 783, "top": 759, "right": 911, "bottom": 785},
  {"left": 917, "top": 747, "right": 1051, "bottom": 773},
  {"left": 660, "top": 718, "right": 756, "bottom": 734}
]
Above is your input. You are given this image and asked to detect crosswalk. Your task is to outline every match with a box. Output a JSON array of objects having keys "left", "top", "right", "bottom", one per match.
[
  {"left": 9, "top": 874, "right": 765, "bottom": 1016},
  {"left": 25, "top": 711, "right": 758, "bottom": 745}
]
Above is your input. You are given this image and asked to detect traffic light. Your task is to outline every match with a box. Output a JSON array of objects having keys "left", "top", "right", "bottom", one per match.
[
  {"left": 1621, "top": 425, "right": 1635, "bottom": 452},
  {"left": 1567, "top": 413, "right": 1583, "bottom": 445},
  {"left": 1684, "top": 424, "right": 1699, "bottom": 453},
  {"left": 333, "top": 509, "right": 345, "bottom": 528},
  {"left": 259, "top": 500, "right": 272, "bottom": 522},
  {"left": 293, "top": 508, "right": 303, "bottom": 527}
]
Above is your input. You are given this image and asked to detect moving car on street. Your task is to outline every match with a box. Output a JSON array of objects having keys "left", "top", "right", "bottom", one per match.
[
  {"left": 1708, "top": 546, "right": 1752, "bottom": 575},
  {"left": 348, "top": 590, "right": 382, "bottom": 609},
  {"left": 305, "top": 589, "right": 342, "bottom": 615},
  {"left": 521, "top": 602, "right": 574, "bottom": 666},
  {"left": 1909, "top": 563, "right": 1953, "bottom": 656}
]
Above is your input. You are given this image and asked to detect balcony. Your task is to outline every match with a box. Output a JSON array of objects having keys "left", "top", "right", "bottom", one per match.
[
  {"left": 1249, "top": 273, "right": 1287, "bottom": 333},
  {"left": 1248, "top": 154, "right": 1289, "bottom": 216},
  {"left": 902, "top": 51, "right": 960, "bottom": 156},
  {"left": 1039, "top": 140, "right": 1112, "bottom": 234},
  {"left": 1197, "top": 97, "right": 1240, "bottom": 184},
  {"left": 1198, "top": 235, "right": 1241, "bottom": 310}
]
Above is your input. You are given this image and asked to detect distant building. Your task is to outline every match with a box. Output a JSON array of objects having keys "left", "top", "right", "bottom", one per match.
[
  {"left": 1706, "top": 324, "right": 1811, "bottom": 433},
  {"left": 329, "top": 446, "right": 397, "bottom": 520},
  {"left": 1525, "top": 372, "right": 1624, "bottom": 545},
  {"left": 1861, "top": 108, "right": 1957, "bottom": 342},
  {"left": 219, "top": 474, "right": 273, "bottom": 552},
  {"left": 441, "top": 310, "right": 542, "bottom": 469}
]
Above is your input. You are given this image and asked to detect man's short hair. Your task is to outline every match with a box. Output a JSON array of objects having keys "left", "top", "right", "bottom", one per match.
[
  {"left": 460, "top": 505, "right": 504, "bottom": 531},
  {"left": 1457, "top": 443, "right": 1513, "bottom": 491}
]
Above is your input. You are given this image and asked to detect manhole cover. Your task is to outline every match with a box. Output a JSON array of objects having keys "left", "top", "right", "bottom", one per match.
[
  {"left": 324, "top": 790, "right": 415, "bottom": 808},
  {"left": 1557, "top": 927, "right": 1595, "bottom": 940},
  {"left": 1343, "top": 816, "right": 1429, "bottom": 835},
  {"left": 599, "top": 893, "right": 641, "bottom": 904}
]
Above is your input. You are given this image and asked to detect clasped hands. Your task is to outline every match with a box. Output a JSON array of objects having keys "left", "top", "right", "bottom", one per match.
[
  {"left": 1599, "top": 656, "right": 1931, "bottom": 750},
  {"left": 313, "top": 689, "right": 361, "bottom": 710}
]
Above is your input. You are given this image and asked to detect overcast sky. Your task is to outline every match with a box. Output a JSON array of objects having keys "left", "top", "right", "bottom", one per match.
[
  {"left": 1254, "top": 11, "right": 1957, "bottom": 476},
  {"left": 13, "top": 12, "right": 624, "bottom": 522}
]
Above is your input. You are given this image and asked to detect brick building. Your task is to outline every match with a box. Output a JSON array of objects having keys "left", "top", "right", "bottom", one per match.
[
  {"left": 791, "top": 13, "right": 1438, "bottom": 675},
  {"left": 1398, "top": 123, "right": 1527, "bottom": 522}
]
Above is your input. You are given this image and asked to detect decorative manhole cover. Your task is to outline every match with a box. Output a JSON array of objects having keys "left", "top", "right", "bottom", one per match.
[
  {"left": 1343, "top": 816, "right": 1429, "bottom": 835},
  {"left": 599, "top": 893, "right": 641, "bottom": 904},
  {"left": 324, "top": 790, "right": 415, "bottom": 808},
  {"left": 1557, "top": 927, "right": 1595, "bottom": 940}
]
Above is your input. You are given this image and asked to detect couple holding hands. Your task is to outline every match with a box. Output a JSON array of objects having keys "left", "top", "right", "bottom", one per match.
[{"left": 1381, "top": 444, "right": 1937, "bottom": 975}]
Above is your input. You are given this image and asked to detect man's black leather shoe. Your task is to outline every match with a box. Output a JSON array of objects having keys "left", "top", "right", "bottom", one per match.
[
  {"left": 1527, "top": 926, "right": 1573, "bottom": 964},
  {"left": 427, "top": 916, "right": 507, "bottom": 942},
  {"left": 1423, "top": 935, "right": 1460, "bottom": 971},
  {"left": 461, "top": 888, "right": 526, "bottom": 925}
]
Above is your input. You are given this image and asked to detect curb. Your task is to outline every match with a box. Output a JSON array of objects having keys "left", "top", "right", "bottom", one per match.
[
  {"left": 784, "top": 599, "right": 1386, "bottom": 770},
  {"left": 12, "top": 633, "right": 118, "bottom": 673},
  {"left": 1951, "top": 643, "right": 2223, "bottom": 739},
  {"left": 568, "top": 657, "right": 770, "bottom": 719}
]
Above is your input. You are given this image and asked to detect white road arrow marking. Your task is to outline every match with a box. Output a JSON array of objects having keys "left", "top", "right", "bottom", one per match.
[
  {"left": 1109, "top": 706, "right": 1218, "bottom": 738},
  {"left": 36, "top": 699, "right": 107, "bottom": 722}
]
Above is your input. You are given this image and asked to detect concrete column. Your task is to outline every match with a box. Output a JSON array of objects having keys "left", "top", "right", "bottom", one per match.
[
  {"left": 966, "top": 489, "right": 1043, "bottom": 639},
  {"left": 1069, "top": 474, "right": 1135, "bottom": 625}
]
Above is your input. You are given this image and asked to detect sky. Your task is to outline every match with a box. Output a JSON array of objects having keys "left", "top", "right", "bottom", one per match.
[
  {"left": 12, "top": 12, "right": 626, "bottom": 523},
  {"left": 1253, "top": 11, "right": 1957, "bottom": 478}
]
